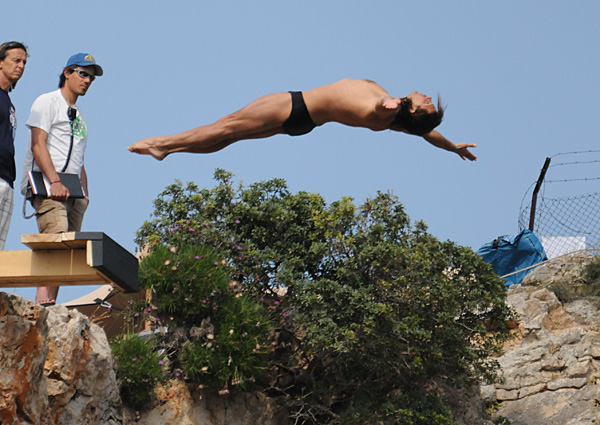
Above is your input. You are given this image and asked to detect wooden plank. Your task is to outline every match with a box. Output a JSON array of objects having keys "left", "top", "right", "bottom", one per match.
[
  {"left": 0, "top": 232, "right": 139, "bottom": 293},
  {"left": 0, "top": 250, "right": 111, "bottom": 287},
  {"left": 21, "top": 233, "right": 88, "bottom": 250}
]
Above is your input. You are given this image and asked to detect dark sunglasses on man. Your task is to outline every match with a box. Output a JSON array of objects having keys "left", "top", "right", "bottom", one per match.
[{"left": 73, "top": 68, "right": 95, "bottom": 82}]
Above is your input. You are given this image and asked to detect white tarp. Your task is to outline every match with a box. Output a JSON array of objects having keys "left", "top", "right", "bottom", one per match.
[
  {"left": 62, "top": 284, "right": 115, "bottom": 307},
  {"left": 541, "top": 236, "right": 586, "bottom": 259}
]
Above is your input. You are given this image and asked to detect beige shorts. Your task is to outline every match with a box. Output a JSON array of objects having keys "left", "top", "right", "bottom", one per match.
[{"left": 31, "top": 197, "right": 89, "bottom": 234}]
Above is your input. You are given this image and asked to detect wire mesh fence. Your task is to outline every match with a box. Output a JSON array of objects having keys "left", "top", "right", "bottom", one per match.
[{"left": 519, "top": 150, "right": 600, "bottom": 258}]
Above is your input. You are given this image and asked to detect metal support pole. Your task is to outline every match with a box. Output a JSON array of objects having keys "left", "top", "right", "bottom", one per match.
[{"left": 529, "top": 157, "right": 551, "bottom": 232}]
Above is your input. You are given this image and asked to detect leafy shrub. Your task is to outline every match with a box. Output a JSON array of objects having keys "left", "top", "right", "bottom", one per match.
[
  {"left": 138, "top": 244, "right": 230, "bottom": 326},
  {"left": 136, "top": 169, "right": 329, "bottom": 292},
  {"left": 180, "top": 296, "right": 271, "bottom": 391},
  {"left": 111, "top": 335, "right": 165, "bottom": 409},
  {"left": 282, "top": 199, "right": 513, "bottom": 423},
  {"left": 134, "top": 170, "right": 514, "bottom": 423},
  {"left": 581, "top": 255, "right": 600, "bottom": 295},
  {"left": 138, "top": 244, "right": 274, "bottom": 392}
]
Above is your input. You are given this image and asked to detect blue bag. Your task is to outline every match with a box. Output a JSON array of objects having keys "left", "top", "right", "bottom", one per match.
[{"left": 477, "top": 229, "right": 547, "bottom": 286}]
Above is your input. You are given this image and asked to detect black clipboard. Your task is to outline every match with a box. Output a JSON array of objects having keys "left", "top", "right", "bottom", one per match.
[{"left": 27, "top": 170, "right": 85, "bottom": 199}]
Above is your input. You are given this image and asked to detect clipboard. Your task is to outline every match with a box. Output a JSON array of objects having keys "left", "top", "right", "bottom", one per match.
[{"left": 27, "top": 170, "right": 85, "bottom": 199}]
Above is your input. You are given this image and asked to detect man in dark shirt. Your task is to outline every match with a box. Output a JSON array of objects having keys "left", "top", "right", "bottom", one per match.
[{"left": 0, "top": 41, "right": 27, "bottom": 249}]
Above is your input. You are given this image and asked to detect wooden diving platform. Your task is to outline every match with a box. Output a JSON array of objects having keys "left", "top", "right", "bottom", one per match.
[{"left": 0, "top": 232, "right": 138, "bottom": 293}]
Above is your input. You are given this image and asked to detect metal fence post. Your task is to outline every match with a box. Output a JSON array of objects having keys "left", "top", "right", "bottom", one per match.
[{"left": 529, "top": 157, "right": 551, "bottom": 232}]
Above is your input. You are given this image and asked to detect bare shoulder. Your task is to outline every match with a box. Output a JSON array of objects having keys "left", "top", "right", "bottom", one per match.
[
  {"left": 362, "top": 78, "right": 388, "bottom": 91},
  {"left": 333, "top": 78, "right": 382, "bottom": 87},
  {"left": 326, "top": 78, "right": 390, "bottom": 96}
]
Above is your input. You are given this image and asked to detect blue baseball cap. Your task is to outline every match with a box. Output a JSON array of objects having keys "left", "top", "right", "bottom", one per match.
[{"left": 65, "top": 53, "right": 103, "bottom": 76}]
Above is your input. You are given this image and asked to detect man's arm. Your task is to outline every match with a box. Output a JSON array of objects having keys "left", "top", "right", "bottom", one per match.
[
  {"left": 80, "top": 165, "right": 88, "bottom": 199},
  {"left": 30, "top": 127, "right": 70, "bottom": 201},
  {"left": 421, "top": 130, "right": 477, "bottom": 161}
]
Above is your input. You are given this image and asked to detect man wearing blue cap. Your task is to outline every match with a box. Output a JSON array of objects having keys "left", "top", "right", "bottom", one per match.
[{"left": 20, "top": 52, "right": 103, "bottom": 306}]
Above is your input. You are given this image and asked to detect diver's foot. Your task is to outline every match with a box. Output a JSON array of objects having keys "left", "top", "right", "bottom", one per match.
[{"left": 128, "top": 137, "right": 170, "bottom": 161}]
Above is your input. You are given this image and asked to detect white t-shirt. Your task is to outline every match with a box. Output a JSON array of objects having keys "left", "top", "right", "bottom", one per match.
[{"left": 20, "top": 89, "right": 88, "bottom": 195}]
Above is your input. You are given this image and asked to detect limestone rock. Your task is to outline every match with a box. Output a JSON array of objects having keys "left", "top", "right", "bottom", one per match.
[
  {"left": 44, "top": 304, "right": 122, "bottom": 425},
  {"left": 122, "top": 380, "right": 290, "bottom": 425},
  {"left": 522, "top": 251, "right": 593, "bottom": 286},
  {"left": 485, "top": 275, "right": 600, "bottom": 424},
  {"left": 0, "top": 292, "right": 49, "bottom": 425},
  {"left": 0, "top": 293, "right": 122, "bottom": 425}
]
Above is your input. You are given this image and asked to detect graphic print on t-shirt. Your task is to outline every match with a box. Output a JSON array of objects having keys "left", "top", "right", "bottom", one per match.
[{"left": 70, "top": 116, "right": 87, "bottom": 138}]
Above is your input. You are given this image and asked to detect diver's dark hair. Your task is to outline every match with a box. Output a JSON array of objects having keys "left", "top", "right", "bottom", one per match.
[
  {"left": 0, "top": 41, "right": 28, "bottom": 92},
  {"left": 391, "top": 96, "right": 445, "bottom": 136}
]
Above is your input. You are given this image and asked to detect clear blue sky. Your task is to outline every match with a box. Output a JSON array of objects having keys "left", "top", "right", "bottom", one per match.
[{"left": 3, "top": 1, "right": 599, "bottom": 302}]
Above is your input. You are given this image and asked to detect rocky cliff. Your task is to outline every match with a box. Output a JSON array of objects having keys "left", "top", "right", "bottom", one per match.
[
  {"left": 0, "top": 292, "right": 122, "bottom": 425},
  {"left": 1, "top": 252, "right": 598, "bottom": 425},
  {"left": 0, "top": 292, "right": 287, "bottom": 425},
  {"left": 482, "top": 252, "right": 600, "bottom": 425}
]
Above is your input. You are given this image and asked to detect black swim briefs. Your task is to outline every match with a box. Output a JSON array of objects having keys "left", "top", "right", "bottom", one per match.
[{"left": 282, "top": 91, "right": 317, "bottom": 136}]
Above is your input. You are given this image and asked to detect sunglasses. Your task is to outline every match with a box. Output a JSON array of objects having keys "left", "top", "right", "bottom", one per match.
[{"left": 73, "top": 68, "right": 96, "bottom": 82}]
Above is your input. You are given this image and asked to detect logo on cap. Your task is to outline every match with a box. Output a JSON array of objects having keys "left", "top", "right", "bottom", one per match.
[{"left": 84, "top": 54, "right": 95, "bottom": 64}]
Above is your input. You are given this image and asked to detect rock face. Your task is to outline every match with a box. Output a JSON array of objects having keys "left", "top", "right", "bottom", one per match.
[
  {"left": 44, "top": 302, "right": 122, "bottom": 424},
  {"left": 0, "top": 292, "right": 49, "bottom": 425},
  {"left": 122, "top": 380, "right": 290, "bottom": 425},
  {"left": 0, "top": 292, "right": 288, "bottom": 425},
  {"left": 0, "top": 292, "right": 122, "bottom": 425},
  {"left": 482, "top": 253, "right": 600, "bottom": 425},
  {"left": 2, "top": 251, "right": 599, "bottom": 425}
]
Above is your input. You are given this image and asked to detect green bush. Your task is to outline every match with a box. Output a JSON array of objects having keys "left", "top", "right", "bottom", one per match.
[
  {"left": 136, "top": 169, "right": 329, "bottom": 291},
  {"left": 138, "top": 244, "right": 275, "bottom": 392},
  {"left": 281, "top": 198, "right": 513, "bottom": 423},
  {"left": 111, "top": 335, "right": 165, "bottom": 409},
  {"left": 134, "top": 170, "right": 514, "bottom": 423},
  {"left": 138, "top": 244, "right": 230, "bottom": 326},
  {"left": 581, "top": 255, "right": 600, "bottom": 295}
]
